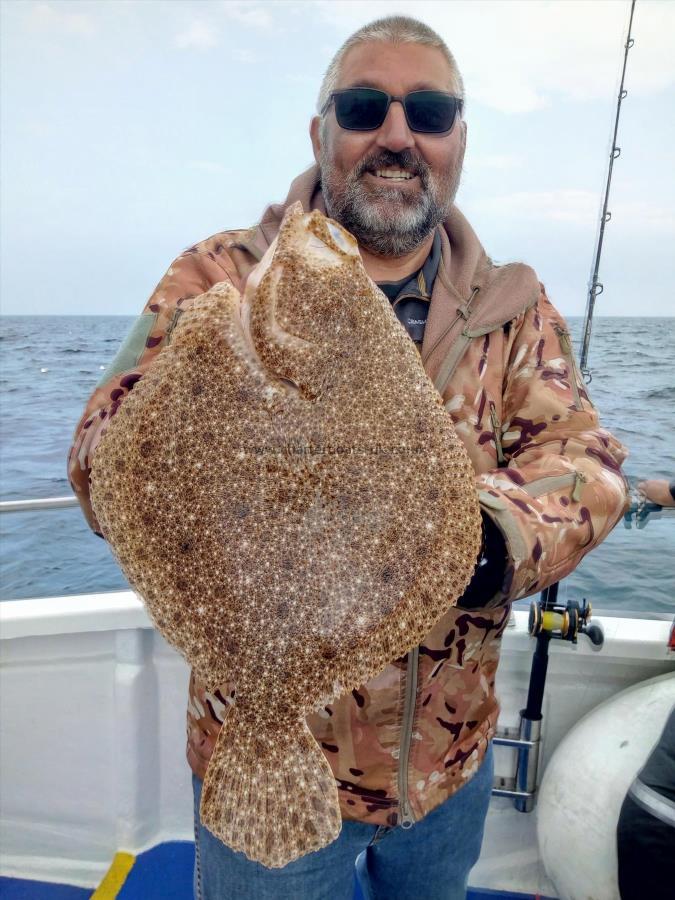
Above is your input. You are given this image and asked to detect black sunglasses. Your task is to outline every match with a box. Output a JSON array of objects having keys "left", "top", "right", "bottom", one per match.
[{"left": 322, "top": 88, "right": 463, "bottom": 134}]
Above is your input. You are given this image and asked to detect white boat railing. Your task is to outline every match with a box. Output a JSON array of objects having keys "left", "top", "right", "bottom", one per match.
[
  {"left": 1, "top": 494, "right": 672, "bottom": 520},
  {"left": 0, "top": 496, "right": 79, "bottom": 513}
]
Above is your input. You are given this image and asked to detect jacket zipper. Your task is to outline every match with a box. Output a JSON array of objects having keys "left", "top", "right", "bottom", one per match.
[
  {"left": 398, "top": 645, "right": 420, "bottom": 828},
  {"left": 436, "top": 333, "right": 473, "bottom": 397},
  {"left": 554, "top": 325, "right": 584, "bottom": 410},
  {"left": 523, "top": 471, "right": 586, "bottom": 500},
  {"left": 166, "top": 308, "right": 184, "bottom": 344},
  {"left": 572, "top": 470, "right": 587, "bottom": 502},
  {"left": 229, "top": 237, "right": 264, "bottom": 263},
  {"left": 489, "top": 401, "right": 506, "bottom": 465},
  {"left": 424, "top": 311, "right": 462, "bottom": 368}
]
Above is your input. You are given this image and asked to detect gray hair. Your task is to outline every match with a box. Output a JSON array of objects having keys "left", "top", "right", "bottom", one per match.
[{"left": 316, "top": 15, "right": 465, "bottom": 117}]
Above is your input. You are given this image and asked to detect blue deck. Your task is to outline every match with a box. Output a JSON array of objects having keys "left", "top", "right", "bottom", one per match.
[{"left": 0, "top": 842, "right": 555, "bottom": 898}]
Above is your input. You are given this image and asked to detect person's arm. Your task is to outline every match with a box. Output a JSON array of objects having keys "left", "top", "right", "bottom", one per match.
[
  {"left": 460, "top": 288, "right": 629, "bottom": 610},
  {"left": 637, "top": 479, "right": 675, "bottom": 509},
  {"left": 68, "top": 243, "right": 236, "bottom": 533}
]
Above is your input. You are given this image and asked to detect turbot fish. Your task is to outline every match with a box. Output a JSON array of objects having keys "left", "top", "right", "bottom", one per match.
[{"left": 89, "top": 203, "right": 482, "bottom": 867}]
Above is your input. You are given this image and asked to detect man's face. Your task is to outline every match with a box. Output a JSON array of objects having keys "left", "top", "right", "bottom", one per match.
[{"left": 311, "top": 41, "right": 466, "bottom": 258}]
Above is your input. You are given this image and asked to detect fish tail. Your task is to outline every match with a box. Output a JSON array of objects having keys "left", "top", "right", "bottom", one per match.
[{"left": 199, "top": 704, "right": 341, "bottom": 868}]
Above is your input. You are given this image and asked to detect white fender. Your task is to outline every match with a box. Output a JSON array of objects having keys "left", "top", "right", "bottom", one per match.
[{"left": 536, "top": 671, "right": 675, "bottom": 900}]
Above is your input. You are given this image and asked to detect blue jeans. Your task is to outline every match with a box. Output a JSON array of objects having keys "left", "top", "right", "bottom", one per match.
[{"left": 192, "top": 741, "right": 493, "bottom": 899}]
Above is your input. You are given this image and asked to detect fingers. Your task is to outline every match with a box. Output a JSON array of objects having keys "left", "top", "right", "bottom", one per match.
[{"left": 187, "top": 727, "right": 217, "bottom": 779}]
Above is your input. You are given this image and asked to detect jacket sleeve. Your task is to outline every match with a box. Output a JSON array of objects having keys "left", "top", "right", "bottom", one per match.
[
  {"left": 476, "top": 288, "right": 629, "bottom": 606},
  {"left": 67, "top": 247, "right": 235, "bottom": 533}
]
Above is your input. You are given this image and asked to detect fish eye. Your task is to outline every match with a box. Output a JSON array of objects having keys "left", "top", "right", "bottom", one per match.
[{"left": 327, "top": 221, "right": 355, "bottom": 254}]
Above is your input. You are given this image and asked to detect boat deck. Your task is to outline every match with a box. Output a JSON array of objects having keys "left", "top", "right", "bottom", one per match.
[{"left": 0, "top": 837, "right": 555, "bottom": 898}]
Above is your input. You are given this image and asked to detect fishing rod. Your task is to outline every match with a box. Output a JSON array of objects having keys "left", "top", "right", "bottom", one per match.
[{"left": 579, "top": 0, "right": 637, "bottom": 380}]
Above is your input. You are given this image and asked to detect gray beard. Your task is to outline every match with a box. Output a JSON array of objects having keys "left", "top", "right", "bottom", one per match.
[{"left": 321, "top": 154, "right": 460, "bottom": 257}]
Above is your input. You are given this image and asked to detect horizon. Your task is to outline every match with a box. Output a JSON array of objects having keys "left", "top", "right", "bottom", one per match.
[
  {"left": 4, "top": 312, "right": 673, "bottom": 318},
  {"left": 2, "top": 0, "right": 674, "bottom": 317}
]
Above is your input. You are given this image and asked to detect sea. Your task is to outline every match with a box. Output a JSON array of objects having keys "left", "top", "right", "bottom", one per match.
[{"left": 1, "top": 315, "right": 673, "bottom": 615}]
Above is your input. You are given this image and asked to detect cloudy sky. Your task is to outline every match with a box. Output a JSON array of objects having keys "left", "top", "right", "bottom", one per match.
[{"left": 1, "top": 0, "right": 674, "bottom": 317}]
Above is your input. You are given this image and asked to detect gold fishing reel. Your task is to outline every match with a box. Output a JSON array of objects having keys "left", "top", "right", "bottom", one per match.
[{"left": 529, "top": 596, "right": 603, "bottom": 646}]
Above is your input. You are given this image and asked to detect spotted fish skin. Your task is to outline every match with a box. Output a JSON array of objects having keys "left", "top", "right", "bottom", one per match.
[{"left": 88, "top": 203, "right": 482, "bottom": 866}]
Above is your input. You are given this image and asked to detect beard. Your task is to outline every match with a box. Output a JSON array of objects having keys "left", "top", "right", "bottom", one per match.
[{"left": 320, "top": 147, "right": 462, "bottom": 257}]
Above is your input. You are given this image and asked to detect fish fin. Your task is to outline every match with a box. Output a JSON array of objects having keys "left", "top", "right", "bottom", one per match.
[{"left": 199, "top": 704, "right": 341, "bottom": 868}]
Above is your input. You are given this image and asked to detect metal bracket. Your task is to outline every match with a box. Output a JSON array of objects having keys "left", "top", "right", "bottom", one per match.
[{"left": 492, "top": 715, "right": 542, "bottom": 811}]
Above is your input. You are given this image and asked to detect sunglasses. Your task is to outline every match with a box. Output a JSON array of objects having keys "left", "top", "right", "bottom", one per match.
[{"left": 322, "top": 88, "right": 463, "bottom": 134}]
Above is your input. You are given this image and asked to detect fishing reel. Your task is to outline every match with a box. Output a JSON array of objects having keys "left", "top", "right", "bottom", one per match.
[
  {"left": 529, "top": 594, "right": 604, "bottom": 647},
  {"left": 624, "top": 494, "right": 671, "bottom": 530}
]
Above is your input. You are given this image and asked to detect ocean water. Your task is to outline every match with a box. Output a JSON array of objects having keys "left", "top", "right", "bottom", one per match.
[{"left": 1, "top": 315, "right": 673, "bottom": 614}]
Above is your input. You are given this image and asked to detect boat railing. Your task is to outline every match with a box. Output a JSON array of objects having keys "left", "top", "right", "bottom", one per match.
[
  {"left": 1, "top": 494, "right": 672, "bottom": 521},
  {"left": 0, "top": 496, "right": 79, "bottom": 513}
]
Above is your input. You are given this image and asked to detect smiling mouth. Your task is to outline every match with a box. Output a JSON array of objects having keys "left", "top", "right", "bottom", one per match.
[{"left": 371, "top": 168, "right": 416, "bottom": 181}]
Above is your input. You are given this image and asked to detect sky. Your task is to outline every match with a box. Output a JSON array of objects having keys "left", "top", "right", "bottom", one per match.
[{"left": 1, "top": 0, "right": 674, "bottom": 317}]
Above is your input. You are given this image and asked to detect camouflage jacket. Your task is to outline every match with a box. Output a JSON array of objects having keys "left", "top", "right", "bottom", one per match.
[{"left": 68, "top": 165, "right": 629, "bottom": 827}]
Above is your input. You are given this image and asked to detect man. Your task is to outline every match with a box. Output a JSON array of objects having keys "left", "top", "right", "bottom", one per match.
[
  {"left": 69, "top": 15, "right": 629, "bottom": 900},
  {"left": 616, "top": 704, "right": 675, "bottom": 900}
]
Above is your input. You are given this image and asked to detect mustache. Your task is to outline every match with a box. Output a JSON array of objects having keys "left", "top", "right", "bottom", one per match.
[{"left": 353, "top": 150, "right": 429, "bottom": 183}]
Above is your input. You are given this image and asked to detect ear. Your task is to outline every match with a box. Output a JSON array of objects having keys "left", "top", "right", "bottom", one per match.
[
  {"left": 460, "top": 118, "right": 468, "bottom": 155},
  {"left": 310, "top": 116, "right": 322, "bottom": 163},
  {"left": 454, "top": 117, "right": 467, "bottom": 171}
]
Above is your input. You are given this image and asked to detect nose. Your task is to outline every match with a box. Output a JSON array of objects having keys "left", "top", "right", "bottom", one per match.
[{"left": 375, "top": 100, "right": 415, "bottom": 153}]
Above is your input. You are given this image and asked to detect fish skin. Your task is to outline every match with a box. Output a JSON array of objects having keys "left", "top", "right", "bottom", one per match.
[{"left": 89, "top": 202, "right": 481, "bottom": 866}]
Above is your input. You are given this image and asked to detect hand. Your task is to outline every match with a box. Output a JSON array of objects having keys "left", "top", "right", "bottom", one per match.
[
  {"left": 187, "top": 726, "right": 218, "bottom": 780},
  {"left": 637, "top": 479, "right": 675, "bottom": 509},
  {"left": 456, "top": 512, "right": 507, "bottom": 610}
]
